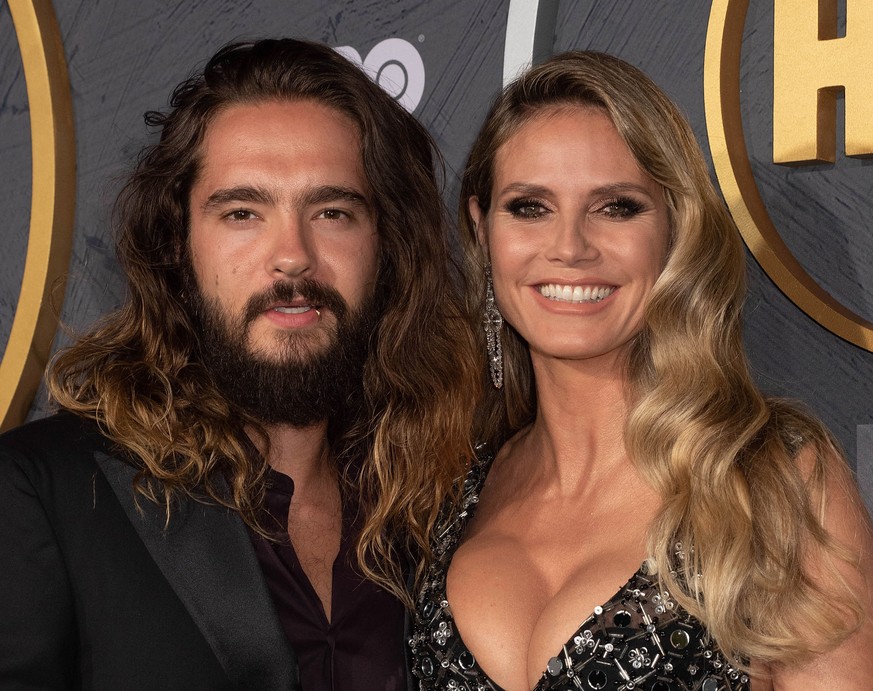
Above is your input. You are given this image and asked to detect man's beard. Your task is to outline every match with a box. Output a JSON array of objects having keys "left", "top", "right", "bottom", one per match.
[{"left": 187, "top": 276, "right": 377, "bottom": 428}]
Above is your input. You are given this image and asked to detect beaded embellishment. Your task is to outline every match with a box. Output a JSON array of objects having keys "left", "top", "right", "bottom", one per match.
[{"left": 409, "top": 455, "right": 750, "bottom": 691}]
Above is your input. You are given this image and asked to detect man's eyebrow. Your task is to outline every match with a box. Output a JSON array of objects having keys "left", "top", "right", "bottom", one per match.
[
  {"left": 201, "top": 186, "right": 279, "bottom": 212},
  {"left": 301, "top": 185, "right": 371, "bottom": 210}
]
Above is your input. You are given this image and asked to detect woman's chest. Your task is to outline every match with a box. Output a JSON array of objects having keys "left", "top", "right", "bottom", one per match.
[{"left": 446, "top": 524, "right": 652, "bottom": 686}]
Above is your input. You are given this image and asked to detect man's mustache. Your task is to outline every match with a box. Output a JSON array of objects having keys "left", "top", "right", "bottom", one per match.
[{"left": 243, "top": 279, "right": 348, "bottom": 326}]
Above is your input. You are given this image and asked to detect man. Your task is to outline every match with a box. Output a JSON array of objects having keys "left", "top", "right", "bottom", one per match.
[{"left": 0, "top": 39, "right": 476, "bottom": 689}]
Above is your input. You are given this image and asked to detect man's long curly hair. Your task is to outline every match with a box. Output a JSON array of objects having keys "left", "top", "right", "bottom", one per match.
[{"left": 48, "top": 38, "right": 479, "bottom": 602}]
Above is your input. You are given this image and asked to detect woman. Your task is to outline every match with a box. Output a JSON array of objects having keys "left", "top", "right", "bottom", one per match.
[{"left": 409, "top": 52, "right": 873, "bottom": 690}]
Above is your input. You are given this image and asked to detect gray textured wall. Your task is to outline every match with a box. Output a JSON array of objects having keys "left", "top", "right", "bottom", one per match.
[{"left": 2, "top": 0, "right": 872, "bottom": 509}]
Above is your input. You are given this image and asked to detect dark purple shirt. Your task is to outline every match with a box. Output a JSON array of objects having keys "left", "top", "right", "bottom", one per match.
[{"left": 247, "top": 467, "right": 407, "bottom": 691}]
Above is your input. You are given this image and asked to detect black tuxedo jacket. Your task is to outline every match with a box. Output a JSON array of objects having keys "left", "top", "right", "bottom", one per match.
[{"left": 0, "top": 412, "right": 300, "bottom": 690}]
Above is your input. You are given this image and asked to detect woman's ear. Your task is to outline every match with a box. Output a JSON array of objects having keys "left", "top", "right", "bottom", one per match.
[{"left": 468, "top": 196, "right": 488, "bottom": 250}]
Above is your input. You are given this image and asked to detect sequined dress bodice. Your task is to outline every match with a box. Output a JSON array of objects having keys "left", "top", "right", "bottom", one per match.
[{"left": 409, "top": 456, "right": 751, "bottom": 691}]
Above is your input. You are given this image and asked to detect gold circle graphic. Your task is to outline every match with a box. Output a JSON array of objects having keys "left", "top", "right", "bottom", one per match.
[
  {"left": 704, "top": 0, "right": 873, "bottom": 351},
  {"left": 0, "top": 0, "right": 76, "bottom": 431}
]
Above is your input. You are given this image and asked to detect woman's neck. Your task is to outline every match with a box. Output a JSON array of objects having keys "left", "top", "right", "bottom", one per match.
[{"left": 514, "top": 351, "right": 633, "bottom": 494}]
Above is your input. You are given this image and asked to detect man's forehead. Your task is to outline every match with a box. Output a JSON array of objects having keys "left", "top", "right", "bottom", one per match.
[
  {"left": 192, "top": 99, "right": 372, "bottom": 201},
  {"left": 203, "top": 97, "right": 361, "bottom": 145}
]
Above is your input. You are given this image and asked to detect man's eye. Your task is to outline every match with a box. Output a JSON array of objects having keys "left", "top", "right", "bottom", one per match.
[
  {"left": 318, "top": 209, "right": 348, "bottom": 221},
  {"left": 225, "top": 209, "right": 257, "bottom": 222}
]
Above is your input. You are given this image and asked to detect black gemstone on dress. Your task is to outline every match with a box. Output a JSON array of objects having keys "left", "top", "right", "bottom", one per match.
[
  {"left": 420, "top": 656, "right": 434, "bottom": 677},
  {"left": 670, "top": 628, "right": 691, "bottom": 650},
  {"left": 587, "top": 669, "right": 607, "bottom": 689},
  {"left": 613, "top": 610, "right": 632, "bottom": 627},
  {"left": 458, "top": 651, "right": 475, "bottom": 670}
]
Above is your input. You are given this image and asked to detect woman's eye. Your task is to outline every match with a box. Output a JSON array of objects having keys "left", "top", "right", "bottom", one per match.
[
  {"left": 600, "top": 197, "right": 645, "bottom": 219},
  {"left": 506, "top": 198, "right": 548, "bottom": 219}
]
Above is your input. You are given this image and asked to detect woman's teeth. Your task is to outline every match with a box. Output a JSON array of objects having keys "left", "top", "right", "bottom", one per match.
[{"left": 538, "top": 284, "right": 615, "bottom": 303}]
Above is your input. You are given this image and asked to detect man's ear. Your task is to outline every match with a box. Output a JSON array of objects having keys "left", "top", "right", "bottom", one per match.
[{"left": 468, "top": 196, "right": 488, "bottom": 250}]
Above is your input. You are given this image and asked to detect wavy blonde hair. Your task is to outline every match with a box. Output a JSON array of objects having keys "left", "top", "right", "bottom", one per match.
[
  {"left": 48, "top": 39, "right": 479, "bottom": 603},
  {"left": 459, "top": 51, "right": 862, "bottom": 666}
]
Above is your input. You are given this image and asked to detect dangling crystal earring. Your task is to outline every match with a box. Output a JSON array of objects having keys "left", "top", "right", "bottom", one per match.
[{"left": 483, "top": 262, "right": 504, "bottom": 389}]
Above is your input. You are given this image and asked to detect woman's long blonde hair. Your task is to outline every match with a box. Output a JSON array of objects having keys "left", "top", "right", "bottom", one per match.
[{"left": 460, "top": 51, "right": 862, "bottom": 666}]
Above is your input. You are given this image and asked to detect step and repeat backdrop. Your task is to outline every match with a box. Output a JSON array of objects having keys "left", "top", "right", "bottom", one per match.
[{"left": 2, "top": 0, "right": 872, "bottom": 508}]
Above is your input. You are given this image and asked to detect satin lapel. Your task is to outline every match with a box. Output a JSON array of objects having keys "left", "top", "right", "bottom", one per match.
[{"left": 96, "top": 451, "right": 300, "bottom": 690}]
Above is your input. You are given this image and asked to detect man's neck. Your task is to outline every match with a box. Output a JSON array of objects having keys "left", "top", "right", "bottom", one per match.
[
  {"left": 253, "top": 419, "right": 342, "bottom": 621},
  {"left": 253, "top": 420, "right": 332, "bottom": 491}
]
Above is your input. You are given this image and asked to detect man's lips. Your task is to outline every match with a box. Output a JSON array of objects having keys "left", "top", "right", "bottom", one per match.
[
  {"left": 268, "top": 303, "right": 321, "bottom": 316},
  {"left": 261, "top": 303, "right": 321, "bottom": 328},
  {"left": 243, "top": 278, "right": 348, "bottom": 326}
]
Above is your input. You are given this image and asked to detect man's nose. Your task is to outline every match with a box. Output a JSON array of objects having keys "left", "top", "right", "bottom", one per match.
[{"left": 268, "top": 217, "right": 315, "bottom": 278}]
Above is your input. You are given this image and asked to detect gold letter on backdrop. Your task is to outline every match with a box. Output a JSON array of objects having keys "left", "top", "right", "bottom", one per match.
[
  {"left": 705, "top": 0, "right": 873, "bottom": 351},
  {"left": 774, "top": 0, "right": 873, "bottom": 164},
  {"left": 1, "top": 0, "right": 76, "bottom": 431}
]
